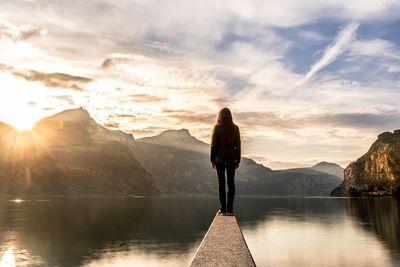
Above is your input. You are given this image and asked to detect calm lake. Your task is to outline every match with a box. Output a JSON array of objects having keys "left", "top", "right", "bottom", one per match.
[{"left": 0, "top": 197, "right": 399, "bottom": 266}]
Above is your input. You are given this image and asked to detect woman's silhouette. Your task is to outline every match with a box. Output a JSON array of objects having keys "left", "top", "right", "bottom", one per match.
[{"left": 210, "top": 108, "right": 241, "bottom": 216}]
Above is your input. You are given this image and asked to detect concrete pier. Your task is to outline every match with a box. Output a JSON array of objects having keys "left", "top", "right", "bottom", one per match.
[{"left": 190, "top": 214, "right": 256, "bottom": 266}]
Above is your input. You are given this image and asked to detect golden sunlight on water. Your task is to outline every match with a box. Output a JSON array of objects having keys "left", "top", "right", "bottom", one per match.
[
  {"left": 82, "top": 246, "right": 198, "bottom": 267},
  {"left": 0, "top": 249, "right": 15, "bottom": 267},
  {"left": 0, "top": 198, "right": 398, "bottom": 266},
  {"left": 242, "top": 218, "right": 392, "bottom": 267},
  {"left": 9, "top": 199, "right": 24, "bottom": 204}
]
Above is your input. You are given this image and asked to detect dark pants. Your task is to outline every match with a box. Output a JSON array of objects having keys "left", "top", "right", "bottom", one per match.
[{"left": 216, "top": 160, "right": 236, "bottom": 213}]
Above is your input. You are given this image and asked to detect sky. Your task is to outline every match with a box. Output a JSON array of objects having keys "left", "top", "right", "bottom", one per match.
[{"left": 1, "top": 0, "right": 400, "bottom": 169}]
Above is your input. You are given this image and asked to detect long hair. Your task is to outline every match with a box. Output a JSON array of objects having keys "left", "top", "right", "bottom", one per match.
[{"left": 217, "top": 107, "right": 234, "bottom": 125}]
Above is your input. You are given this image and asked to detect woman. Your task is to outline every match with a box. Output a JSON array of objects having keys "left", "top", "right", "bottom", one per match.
[{"left": 210, "top": 108, "right": 241, "bottom": 216}]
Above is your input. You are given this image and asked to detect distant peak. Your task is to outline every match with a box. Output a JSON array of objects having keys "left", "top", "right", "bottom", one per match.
[
  {"left": 38, "top": 107, "right": 92, "bottom": 124},
  {"left": 160, "top": 128, "right": 192, "bottom": 137},
  {"left": 61, "top": 107, "right": 90, "bottom": 116},
  {"left": 312, "top": 161, "right": 342, "bottom": 168}
]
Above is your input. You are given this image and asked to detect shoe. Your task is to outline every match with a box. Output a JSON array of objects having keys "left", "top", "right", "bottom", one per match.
[
  {"left": 226, "top": 211, "right": 234, "bottom": 216},
  {"left": 217, "top": 209, "right": 226, "bottom": 216}
]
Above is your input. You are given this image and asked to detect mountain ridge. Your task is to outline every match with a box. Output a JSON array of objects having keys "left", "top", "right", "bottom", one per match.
[
  {"left": 311, "top": 161, "right": 344, "bottom": 179},
  {"left": 133, "top": 125, "right": 341, "bottom": 196},
  {"left": 0, "top": 108, "right": 157, "bottom": 196},
  {"left": 1, "top": 108, "right": 342, "bottom": 196}
]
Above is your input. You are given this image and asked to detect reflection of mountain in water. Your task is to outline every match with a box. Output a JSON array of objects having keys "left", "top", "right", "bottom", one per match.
[
  {"left": 0, "top": 198, "right": 218, "bottom": 266},
  {"left": 235, "top": 197, "right": 346, "bottom": 227},
  {"left": 345, "top": 198, "right": 400, "bottom": 263},
  {"left": 1, "top": 197, "right": 400, "bottom": 266}
]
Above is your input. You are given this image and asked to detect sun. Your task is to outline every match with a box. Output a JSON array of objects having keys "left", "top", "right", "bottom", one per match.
[
  {"left": 1, "top": 109, "right": 41, "bottom": 131},
  {"left": 9, "top": 117, "right": 37, "bottom": 131}
]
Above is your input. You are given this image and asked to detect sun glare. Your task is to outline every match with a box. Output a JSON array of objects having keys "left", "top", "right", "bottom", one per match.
[
  {"left": 0, "top": 249, "right": 15, "bottom": 267},
  {"left": 11, "top": 118, "right": 36, "bottom": 131},
  {"left": 3, "top": 116, "right": 37, "bottom": 131}
]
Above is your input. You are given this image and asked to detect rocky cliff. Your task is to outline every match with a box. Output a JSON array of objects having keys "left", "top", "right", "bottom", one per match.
[{"left": 331, "top": 130, "right": 400, "bottom": 197}]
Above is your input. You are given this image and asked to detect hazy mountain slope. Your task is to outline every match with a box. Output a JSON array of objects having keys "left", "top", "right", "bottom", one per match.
[
  {"left": 135, "top": 129, "right": 341, "bottom": 196},
  {"left": 0, "top": 108, "right": 342, "bottom": 196},
  {"left": 311, "top": 162, "right": 344, "bottom": 179},
  {"left": 332, "top": 130, "right": 400, "bottom": 197},
  {"left": 0, "top": 108, "right": 158, "bottom": 196}
]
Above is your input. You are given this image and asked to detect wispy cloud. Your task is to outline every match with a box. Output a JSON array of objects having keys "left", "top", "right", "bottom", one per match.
[
  {"left": 53, "top": 95, "right": 75, "bottom": 105},
  {"left": 120, "top": 94, "right": 167, "bottom": 103},
  {"left": 350, "top": 39, "right": 400, "bottom": 60},
  {"left": 387, "top": 65, "right": 400, "bottom": 73},
  {"left": 0, "top": 19, "right": 46, "bottom": 42},
  {"left": 16, "top": 71, "right": 93, "bottom": 91},
  {"left": 0, "top": 63, "right": 93, "bottom": 91},
  {"left": 101, "top": 53, "right": 134, "bottom": 69},
  {"left": 298, "top": 22, "right": 360, "bottom": 85},
  {"left": 297, "top": 30, "right": 326, "bottom": 41}
]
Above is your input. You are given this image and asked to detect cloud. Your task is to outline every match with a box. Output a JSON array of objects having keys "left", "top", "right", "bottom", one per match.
[
  {"left": 131, "top": 126, "right": 171, "bottom": 137},
  {"left": 182, "top": 110, "right": 400, "bottom": 134},
  {"left": 131, "top": 94, "right": 167, "bottom": 103},
  {"left": 314, "top": 111, "right": 400, "bottom": 129},
  {"left": 0, "top": 19, "right": 46, "bottom": 42},
  {"left": 110, "top": 114, "right": 137, "bottom": 118},
  {"left": 118, "top": 94, "right": 167, "bottom": 103},
  {"left": 103, "top": 121, "right": 120, "bottom": 129},
  {"left": 54, "top": 95, "right": 75, "bottom": 105},
  {"left": 101, "top": 53, "right": 133, "bottom": 68},
  {"left": 158, "top": 109, "right": 400, "bottom": 134},
  {"left": 350, "top": 39, "right": 400, "bottom": 60},
  {"left": 235, "top": 111, "right": 302, "bottom": 130},
  {"left": 298, "top": 22, "right": 360, "bottom": 85},
  {"left": 0, "top": 63, "right": 13, "bottom": 72},
  {"left": 297, "top": 31, "right": 326, "bottom": 41},
  {"left": 99, "top": 54, "right": 227, "bottom": 99},
  {"left": 387, "top": 65, "right": 400, "bottom": 73},
  {"left": 144, "top": 41, "right": 184, "bottom": 55},
  {"left": 161, "top": 108, "right": 216, "bottom": 125},
  {"left": 0, "top": 63, "right": 93, "bottom": 91},
  {"left": 14, "top": 70, "right": 93, "bottom": 91}
]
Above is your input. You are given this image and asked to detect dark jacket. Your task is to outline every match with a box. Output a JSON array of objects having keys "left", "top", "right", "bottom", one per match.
[{"left": 210, "top": 123, "right": 241, "bottom": 163}]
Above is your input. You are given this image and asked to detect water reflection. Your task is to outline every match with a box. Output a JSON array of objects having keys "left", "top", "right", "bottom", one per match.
[
  {"left": 0, "top": 249, "right": 15, "bottom": 267},
  {"left": 346, "top": 198, "right": 400, "bottom": 265},
  {"left": 0, "top": 197, "right": 218, "bottom": 267},
  {"left": 0, "top": 197, "right": 399, "bottom": 266},
  {"left": 235, "top": 197, "right": 400, "bottom": 267}
]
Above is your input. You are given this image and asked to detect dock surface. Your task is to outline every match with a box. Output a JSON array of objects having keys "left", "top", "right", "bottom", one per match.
[{"left": 190, "top": 214, "right": 256, "bottom": 266}]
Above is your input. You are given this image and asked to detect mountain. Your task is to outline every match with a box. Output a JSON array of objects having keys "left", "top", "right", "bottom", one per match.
[
  {"left": 311, "top": 162, "right": 344, "bottom": 179},
  {"left": 0, "top": 108, "right": 342, "bottom": 196},
  {"left": 331, "top": 130, "right": 400, "bottom": 197},
  {"left": 0, "top": 108, "right": 158, "bottom": 196},
  {"left": 134, "top": 129, "right": 342, "bottom": 196}
]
